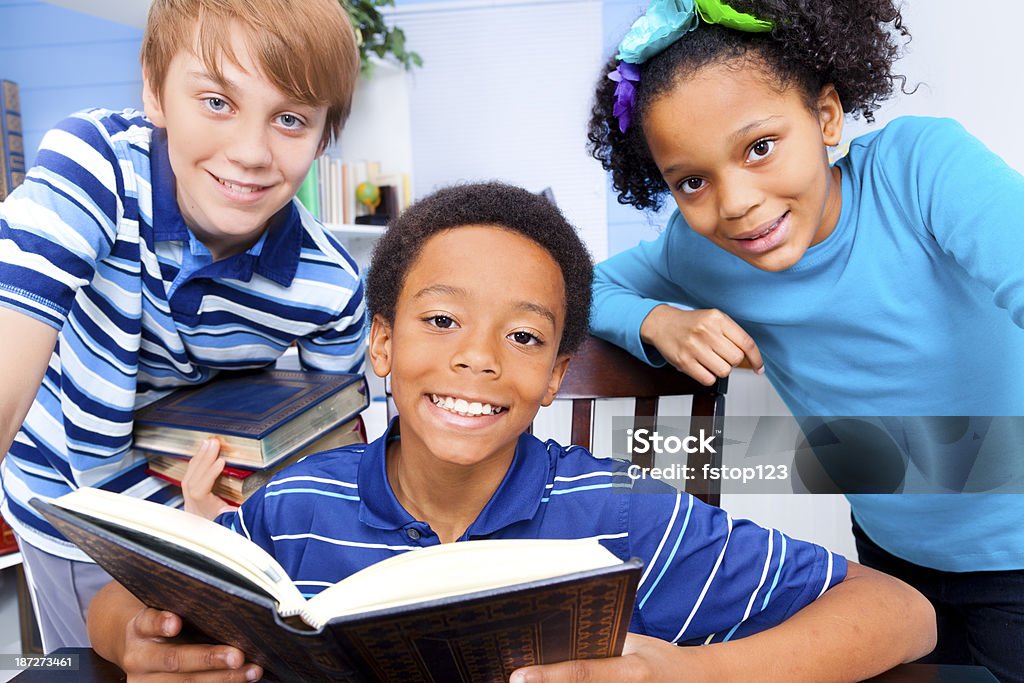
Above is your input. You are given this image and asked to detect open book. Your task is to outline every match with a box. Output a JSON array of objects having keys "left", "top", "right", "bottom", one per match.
[{"left": 34, "top": 488, "right": 640, "bottom": 682}]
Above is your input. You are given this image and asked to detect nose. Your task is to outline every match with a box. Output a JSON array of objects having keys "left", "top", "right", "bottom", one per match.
[
  {"left": 450, "top": 330, "right": 500, "bottom": 377},
  {"left": 717, "top": 171, "right": 763, "bottom": 221},
  {"left": 224, "top": 115, "right": 272, "bottom": 168}
]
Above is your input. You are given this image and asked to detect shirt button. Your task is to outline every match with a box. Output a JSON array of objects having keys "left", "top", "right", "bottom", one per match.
[{"left": 407, "top": 528, "right": 421, "bottom": 540}]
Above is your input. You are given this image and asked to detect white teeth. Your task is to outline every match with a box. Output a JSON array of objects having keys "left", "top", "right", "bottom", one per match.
[
  {"left": 219, "top": 178, "right": 261, "bottom": 194},
  {"left": 430, "top": 394, "right": 503, "bottom": 417}
]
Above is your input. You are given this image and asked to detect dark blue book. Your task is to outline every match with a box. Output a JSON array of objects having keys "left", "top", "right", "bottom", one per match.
[{"left": 133, "top": 370, "right": 368, "bottom": 468}]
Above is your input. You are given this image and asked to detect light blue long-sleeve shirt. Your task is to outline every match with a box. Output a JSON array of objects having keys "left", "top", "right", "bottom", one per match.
[{"left": 591, "top": 116, "right": 1024, "bottom": 572}]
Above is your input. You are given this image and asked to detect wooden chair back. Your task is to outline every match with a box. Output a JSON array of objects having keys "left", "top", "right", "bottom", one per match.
[{"left": 556, "top": 336, "right": 727, "bottom": 506}]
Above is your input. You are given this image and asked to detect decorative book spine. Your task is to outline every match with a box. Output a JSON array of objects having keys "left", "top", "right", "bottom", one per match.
[{"left": 0, "top": 80, "right": 26, "bottom": 201}]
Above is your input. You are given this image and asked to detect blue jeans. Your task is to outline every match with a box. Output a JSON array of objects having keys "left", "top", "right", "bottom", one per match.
[{"left": 853, "top": 518, "right": 1024, "bottom": 683}]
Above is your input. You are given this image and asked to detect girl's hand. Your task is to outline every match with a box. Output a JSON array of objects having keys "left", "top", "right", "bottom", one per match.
[
  {"left": 510, "top": 633, "right": 712, "bottom": 683},
  {"left": 641, "top": 305, "right": 763, "bottom": 385},
  {"left": 120, "top": 606, "right": 262, "bottom": 682},
  {"left": 182, "top": 438, "right": 235, "bottom": 520}
]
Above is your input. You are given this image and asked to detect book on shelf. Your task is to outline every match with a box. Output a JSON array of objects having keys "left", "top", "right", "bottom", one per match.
[
  {"left": 133, "top": 370, "right": 368, "bottom": 469},
  {"left": 0, "top": 79, "right": 26, "bottom": 201},
  {"left": 33, "top": 488, "right": 640, "bottom": 683},
  {"left": 296, "top": 161, "right": 320, "bottom": 218},
  {"left": 146, "top": 416, "right": 367, "bottom": 505},
  {"left": 312, "top": 153, "right": 411, "bottom": 228}
]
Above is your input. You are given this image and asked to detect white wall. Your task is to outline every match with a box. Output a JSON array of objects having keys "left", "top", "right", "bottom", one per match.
[
  {"left": 391, "top": 0, "right": 609, "bottom": 261},
  {"left": 844, "top": 0, "right": 1024, "bottom": 172}
]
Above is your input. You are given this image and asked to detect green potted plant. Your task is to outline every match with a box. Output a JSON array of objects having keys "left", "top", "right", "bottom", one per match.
[{"left": 341, "top": 0, "right": 423, "bottom": 77}]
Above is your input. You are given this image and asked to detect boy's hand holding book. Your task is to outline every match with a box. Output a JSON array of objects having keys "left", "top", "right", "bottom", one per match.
[
  {"left": 512, "top": 632, "right": 713, "bottom": 683},
  {"left": 182, "top": 438, "right": 236, "bottom": 520},
  {"left": 89, "top": 581, "right": 262, "bottom": 682}
]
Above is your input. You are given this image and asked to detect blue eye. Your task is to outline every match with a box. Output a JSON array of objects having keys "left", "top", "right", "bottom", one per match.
[
  {"left": 205, "top": 97, "right": 228, "bottom": 112},
  {"left": 278, "top": 113, "right": 304, "bottom": 129}
]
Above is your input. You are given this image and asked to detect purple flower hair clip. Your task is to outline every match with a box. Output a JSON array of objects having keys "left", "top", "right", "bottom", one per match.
[{"left": 608, "top": 61, "right": 641, "bottom": 133}]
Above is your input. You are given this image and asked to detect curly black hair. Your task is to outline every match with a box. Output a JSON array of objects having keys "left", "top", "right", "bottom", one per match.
[
  {"left": 366, "top": 182, "right": 593, "bottom": 355},
  {"left": 588, "top": 0, "right": 911, "bottom": 211}
]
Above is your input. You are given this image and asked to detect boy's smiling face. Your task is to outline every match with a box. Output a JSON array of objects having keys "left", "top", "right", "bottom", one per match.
[
  {"left": 369, "top": 225, "right": 571, "bottom": 474},
  {"left": 142, "top": 21, "right": 327, "bottom": 260}
]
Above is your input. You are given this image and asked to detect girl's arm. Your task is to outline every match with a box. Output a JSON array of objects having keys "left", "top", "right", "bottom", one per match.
[
  {"left": 901, "top": 118, "right": 1024, "bottom": 326},
  {"left": 88, "top": 580, "right": 263, "bottom": 681},
  {"left": 511, "top": 561, "right": 935, "bottom": 683},
  {"left": 592, "top": 221, "right": 763, "bottom": 382}
]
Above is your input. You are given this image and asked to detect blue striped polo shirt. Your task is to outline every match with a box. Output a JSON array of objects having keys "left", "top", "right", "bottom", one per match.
[
  {"left": 0, "top": 108, "right": 366, "bottom": 560},
  {"left": 219, "top": 420, "right": 846, "bottom": 644}
]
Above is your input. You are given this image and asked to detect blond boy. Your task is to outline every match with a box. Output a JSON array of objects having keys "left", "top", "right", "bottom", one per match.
[{"left": 0, "top": 0, "right": 365, "bottom": 650}]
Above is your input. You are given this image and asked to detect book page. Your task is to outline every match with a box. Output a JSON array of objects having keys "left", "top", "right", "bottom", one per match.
[
  {"left": 306, "top": 538, "right": 621, "bottom": 627},
  {"left": 52, "top": 488, "right": 307, "bottom": 616}
]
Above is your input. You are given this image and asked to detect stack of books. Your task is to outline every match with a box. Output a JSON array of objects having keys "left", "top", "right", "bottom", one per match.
[{"left": 136, "top": 370, "right": 369, "bottom": 505}]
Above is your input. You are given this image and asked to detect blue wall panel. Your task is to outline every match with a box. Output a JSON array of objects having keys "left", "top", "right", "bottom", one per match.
[{"left": 0, "top": 0, "right": 143, "bottom": 167}]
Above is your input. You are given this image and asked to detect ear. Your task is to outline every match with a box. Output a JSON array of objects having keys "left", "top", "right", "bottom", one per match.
[
  {"left": 142, "top": 67, "right": 167, "bottom": 129},
  {"left": 816, "top": 84, "right": 844, "bottom": 147},
  {"left": 368, "top": 314, "right": 394, "bottom": 379},
  {"left": 539, "top": 354, "right": 572, "bottom": 407}
]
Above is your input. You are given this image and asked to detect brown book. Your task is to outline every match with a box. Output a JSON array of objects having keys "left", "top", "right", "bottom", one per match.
[
  {"left": 0, "top": 80, "right": 25, "bottom": 200},
  {"left": 146, "top": 416, "right": 367, "bottom": 505},
  {"left": 133, "top": 370, "right": 368, "bottom": 468},
  {"left": 33, "top": 489, "right": 639, "bottom": 682}
]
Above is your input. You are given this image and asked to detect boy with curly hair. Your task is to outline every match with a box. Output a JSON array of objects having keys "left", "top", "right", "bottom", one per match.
[{"left": 89, "top": 182, "right": 934, "bottom": 682}]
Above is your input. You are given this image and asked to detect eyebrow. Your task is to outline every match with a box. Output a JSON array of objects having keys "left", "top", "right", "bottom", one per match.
[
  {"left": 412, "top": 284, "right": 558, "bottom": 326},
  {"left": 728, "top": 115, "right": 783, "bottom": 144},
  {"left": 186, "top": 69, "right": 237, "bottom": 93},
  {"left": 661, "top": 115, "right": 783, "bottom": 177}
]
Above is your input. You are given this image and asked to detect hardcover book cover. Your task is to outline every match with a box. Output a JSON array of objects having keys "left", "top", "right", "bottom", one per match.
[
  {"left": 135, "top": 370, "right": 366, "bottom": 438},
  {"left": 34, "top": 498, "right": 640, "bottom": 683},
  {"left": 132, "top": 370, "right": 369, "bottom": 467}
]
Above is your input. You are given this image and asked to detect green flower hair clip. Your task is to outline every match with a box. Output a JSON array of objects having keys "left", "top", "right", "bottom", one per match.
[
  {"left": 615, "top": 0, "right": 773, "bottom": 64},
  {"left": 610, "top": 0, "right": 773, "bottom": 132}
]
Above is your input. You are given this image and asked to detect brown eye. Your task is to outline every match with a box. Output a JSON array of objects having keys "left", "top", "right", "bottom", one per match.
[
  {"left": 510, "top": 331, "right": 540, "bottom": 346},
  {"left": 678, "top": 177, "right": 706, "bottom": 195},
  {"left": 749, "top": 139, "right": 775, "bottom": 160}
]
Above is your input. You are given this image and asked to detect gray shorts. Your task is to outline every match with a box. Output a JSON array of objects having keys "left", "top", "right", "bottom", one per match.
[{"left": 17, "top": 537, "right": 112, "bottom": 652}]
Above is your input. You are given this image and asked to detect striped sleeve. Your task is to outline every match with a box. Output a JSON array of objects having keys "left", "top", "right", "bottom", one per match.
[
  {"left": 0, "top": 112, "right": 124, "bottom": 329},
  {"left": 294, "top": 227, "right": 367, "bottom": 374},
  {"left": 627, "top": 478, "right": 847, "bottom": 644}
]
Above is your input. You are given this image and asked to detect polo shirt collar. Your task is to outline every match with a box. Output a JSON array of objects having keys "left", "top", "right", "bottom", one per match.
[
  {"left": 149, "top": 127, "right": 302, "bottom": 287},
  {"left": 358, "top": 418, "right": 551, "bottom": 536}
]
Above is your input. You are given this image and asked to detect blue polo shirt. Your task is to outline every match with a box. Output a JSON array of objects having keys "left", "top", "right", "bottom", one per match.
[
  {"left": 0, "top": 109, "right": 366, "bottom": 559},
  {"left": 218, "top": 420, "right": 846, "bottom": 644}
]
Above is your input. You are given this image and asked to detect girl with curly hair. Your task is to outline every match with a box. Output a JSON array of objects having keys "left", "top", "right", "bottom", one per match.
[{"left": 588, "top": 1, "right": 1024, "bottom": 680}]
